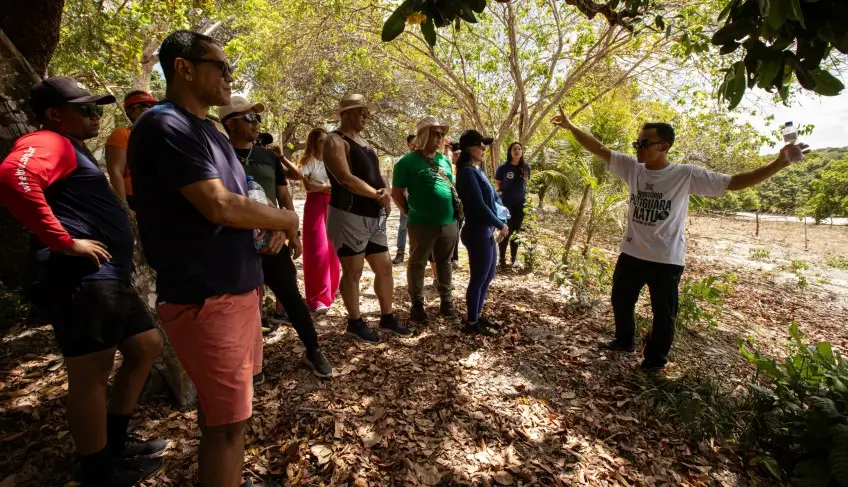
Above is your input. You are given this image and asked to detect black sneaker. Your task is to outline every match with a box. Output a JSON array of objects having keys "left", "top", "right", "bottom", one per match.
[
  {"left": 345, "top": 320, "right": 381, "bottom": 344},
  {"left": 410, "top": 302, "right": 429, "bottom": 323},
  {"left": 392, "top": 252, "right": 405, "bottom": 265},
  {"left": 439, "top": 301, "right": 458, "bottom": 318},
  {"left": 639, "top": 360, "right": 666, "bottom": 374},
  {"left": 598, "top": 339, "right": 636, "bottom": 353},
  {"left": 478, "top": 316, "right": 502, "bottom": 330},
  {"left": 379, "top": 314, "right": 413, "bottom": 337},
  {"left": 115, "top": 435, "right": 166, "bottom": 458},
  {"left": 302, "top": 349, "right": 333, "bottom": 378},
  {"left": 462, "top": 321, "right": 498, "bottom": 337},
  {"left": 270, "top": 309, "right": 292, "bottom": 326},
  {"left": 82, "top": 457, "right": 163, "bottom": 487},
  {"left": 253, "top": 372, "right": 266, "bottom": 386}
]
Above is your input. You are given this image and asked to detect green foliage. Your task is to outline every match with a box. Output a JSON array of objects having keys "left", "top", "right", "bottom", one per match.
[
  {"left": 806, "top": 156, "right": 848, "bottom": 222},
  {"left": 750, "top": 247, "right": 771, "bottom": 260},
  {"left": 713, "top": 0, "right": 846, "bottom": 109},
  {"left": 738, "top": 323, "right": 848, "bottom": 484},
  {"left": 381, "top": 0, "right": 487, "bottom": 45},
  {"left": 677, "top": 273, "right": 738, "bottom": 329},
  {"left": 549, "top": 249, "right": 613, "bottom": 308},
  {"left": 789, "top": 259, "right": 810, "bottom": 289},
  {"left": 754, "top": 147, "right": 846, "bottom": 215},
  {"left": 827, "top": 257, "right": 848, "bottom": 271}
]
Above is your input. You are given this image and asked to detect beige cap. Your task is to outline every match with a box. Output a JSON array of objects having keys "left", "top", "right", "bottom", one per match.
[{"left": 218, "top": 95, "right": 265, "bottom": 122}]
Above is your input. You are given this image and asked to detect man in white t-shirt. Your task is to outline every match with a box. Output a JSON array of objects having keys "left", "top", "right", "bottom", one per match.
[{"left": 551, "top": 108, "right": 807, "bottom": 372}]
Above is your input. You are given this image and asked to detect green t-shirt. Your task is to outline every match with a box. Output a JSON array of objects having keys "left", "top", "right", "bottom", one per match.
[{"left": 392, "top": 151, "right": 456, "bottom": 225}]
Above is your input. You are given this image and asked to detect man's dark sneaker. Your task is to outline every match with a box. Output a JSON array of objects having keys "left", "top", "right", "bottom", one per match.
[
  {"left": 392, "top": 251, "right": 405, "bottom": 265},
  {"left": 270, "top": 309, "right": 292, "bottom": 326},
  {"left": 462, "top": 320, "right": 498, "bottom": 337},
  {"left": 345, "top": 320, "right": 381, "bottom": 344},
  {"left": 478, "top": 316, "right": 502, "bottom": 330},
  {"left": 303, "top": 349, "right": 333, "bottom": 378},
  {"left": 639, "top": 361, "right": 666, "bottom": 375},
  {"left": 379, "top": 314, "right": 413, "bottom": 337},
  {"left": 253, "top": 372, "right": 266, "bottom": 386},
  {"left": 82, "top": 457, "right": 164, "bottom": 487},
  {"left": 410, "top": 302, "right": 429, "bottom": 323},
  {"left": 115, "top": 435, "right": 166, "bottom": 458},
  {"left": 439, "top": 301, "right": 458, "bottom": 318},
  {"left": 598, "top": 339, "right": 636, "bottom": 353}
]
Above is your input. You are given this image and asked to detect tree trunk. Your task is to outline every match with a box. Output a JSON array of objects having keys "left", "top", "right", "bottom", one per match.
[
  {"left": 0, "top": 0, "right": 64, "bottom": 76},
  {"left": 132, "top": 37, "right": 161, "bottom": 92},
  {"left": 537, "top": 184, "right": 548, "bottom": 212},
  {"left": 0, "top": 28, "right": 43, "bottom": 288},
  {"left": 562, "top": 184, "right": 591, "bottom": 266}
]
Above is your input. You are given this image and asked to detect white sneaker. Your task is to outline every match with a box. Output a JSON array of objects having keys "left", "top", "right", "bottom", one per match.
[{"left": 313, "top": 304, "right": 331, "bottom": 314}]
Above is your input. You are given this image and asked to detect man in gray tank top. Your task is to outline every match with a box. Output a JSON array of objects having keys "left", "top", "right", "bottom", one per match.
[{"left": 323, "top": 94, "right": 412, "bottom": 343}]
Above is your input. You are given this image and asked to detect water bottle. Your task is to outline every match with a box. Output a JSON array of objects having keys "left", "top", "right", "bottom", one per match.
[
  {"left": 377, "top": 208, "right": 387, "bottom": 232},
  {"left": 781, "top": 121, "right": 798, "bottom": 144},
  {"left": 246, "top": 176, "right": 269, "bottom": 249},
  {"left": 496, "top": 203, "right": 511, "bottom": 222},
  {"left": 781, "top": 122, "right": 804, "bottom": 163}
]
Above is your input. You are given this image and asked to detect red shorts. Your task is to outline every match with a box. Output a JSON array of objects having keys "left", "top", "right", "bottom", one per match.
[{"left": 157, "top": 289, "right": 262, "bottom": 427}]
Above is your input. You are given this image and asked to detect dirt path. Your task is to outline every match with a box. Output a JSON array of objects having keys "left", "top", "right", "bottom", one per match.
[{"left": 0, "top": 206, "right": 845, "bottom": 486}]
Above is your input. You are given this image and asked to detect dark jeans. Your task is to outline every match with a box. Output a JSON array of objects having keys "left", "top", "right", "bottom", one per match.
[
  {"left": 611, "top": 252, "right": 684, "bottom": 367},
  {"left": 461, "top": 223, "right": 497, "bottom": 322},
  {"left": 261, "top": 247, "right": 319, "bottom": 352},
  {"left": 499, "top": 202, "right": 525, "bottom": 264}
]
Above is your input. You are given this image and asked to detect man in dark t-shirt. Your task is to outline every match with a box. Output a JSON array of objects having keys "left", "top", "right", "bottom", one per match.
[
  {"left": 220, "top": 96, "right": 332, "bottom": 378},
  {"left": 323, "top": 94, "right": 411, "bottom": 343},
  {"left": 127, "top": 30, "right": 297, "bottom": 487},
  {"left": 0, "top": 76, "right": 165, "bottom": 486}
]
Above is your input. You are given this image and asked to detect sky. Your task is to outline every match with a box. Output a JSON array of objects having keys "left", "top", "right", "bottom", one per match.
[{"left": 736, "top": 82, "right": 848, "bottom": 154}]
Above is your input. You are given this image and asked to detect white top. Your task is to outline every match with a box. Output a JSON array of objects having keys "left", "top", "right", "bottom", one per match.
[
  {"left": 302, "top": 157, "right": 329, "bottom": 184},
  {"left": 609, "top": 151, "right": 731, "bottom": 266}
]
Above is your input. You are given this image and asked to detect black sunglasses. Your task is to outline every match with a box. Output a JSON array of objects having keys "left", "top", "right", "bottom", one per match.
[
  {"left": 632, "top": 139, "right": 665, "bottom": 150},
  {"left": 430, "top": 130, "right": 446, "bottom": 139},
  {"left": 67, "top": 104, "right": 104, "bottom": 118},
  {"left": 182, "top": 57, "right": 234, "bottom": 78},
  {"left": 230, "top": 113, "right": 262, "bottom": 124}
]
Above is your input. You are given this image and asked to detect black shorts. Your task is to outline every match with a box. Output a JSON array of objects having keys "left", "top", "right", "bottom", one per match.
[{"left": 35, "top": 279, "right": 156, "bottom": 358}]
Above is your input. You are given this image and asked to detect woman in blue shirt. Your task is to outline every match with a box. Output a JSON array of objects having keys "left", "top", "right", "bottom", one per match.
[
  {"left": 495, "top": 142, "right": 531, "bottom": 269},
  {"left": 455, "top": 130, "right": 509, "bottom": 336}
]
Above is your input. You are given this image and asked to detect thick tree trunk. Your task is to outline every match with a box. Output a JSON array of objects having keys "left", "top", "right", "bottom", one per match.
[
  {"left": 562, "top": 184, "right": 591, "bottom": 266},
  {"left": 0, "top": 28, "right": 42, "bottom": 288},
  {"left": 0, "top": 0, "right": 64, "bottom": 77}
]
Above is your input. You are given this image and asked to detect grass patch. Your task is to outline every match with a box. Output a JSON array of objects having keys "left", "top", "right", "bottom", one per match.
[
  {"left": 749, "top": 248, "right": 771, "bottom": 261},
  {"left": 827, "top": 257, "right": 848, "bottom": 270}
]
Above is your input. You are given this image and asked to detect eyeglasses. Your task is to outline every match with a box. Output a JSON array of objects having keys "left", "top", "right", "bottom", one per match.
[
  {"left": 67, "top": 104, "right": 104, "bottom": 118},
  {"left": 230, "top": 113, "right": 262, "bottom": 124},
  {"left": 182, "top": 57, "right": 234, "bottom": 78},
  {"left": 631, "top": 139, "right": 665, "bottom": 150},
  {"left": 431, "top": 131, "right": 445, "bottom": 139}
]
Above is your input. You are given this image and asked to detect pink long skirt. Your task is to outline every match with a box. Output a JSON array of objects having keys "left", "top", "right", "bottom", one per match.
[{"left": 302, "top": 192, "right": 340, "bottom": 310}]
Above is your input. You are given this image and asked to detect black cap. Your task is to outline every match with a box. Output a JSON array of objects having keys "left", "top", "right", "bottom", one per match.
[
  {"left": 30, "top": 76, "right": 116, "bottom": 115},
  {"left": 459, "top": 129, "right": 494, "bottom": 150}
]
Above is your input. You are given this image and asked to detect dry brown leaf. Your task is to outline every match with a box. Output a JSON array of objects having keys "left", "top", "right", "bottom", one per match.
[
  {"left": 0, "top": 431, "right": 26, "bottom": 442},
  {"left": 310, "top": 444, "right": 333, "bottom": 466},
  {"left": 493, "top": 470, "right": 514, "bottom": 485},
  {"left": 360, "top": 430, "right": 381, "bottom": 448},
  {"left": 0, "top": 475, "right": 15, "bottom": 487}
]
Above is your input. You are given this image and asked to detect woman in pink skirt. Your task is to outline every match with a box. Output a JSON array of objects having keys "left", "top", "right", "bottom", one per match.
[{"left": 298, "top": 128, "right": 340, "bottom": 313}]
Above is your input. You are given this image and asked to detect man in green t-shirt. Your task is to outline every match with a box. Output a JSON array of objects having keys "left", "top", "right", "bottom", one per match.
[{"left": 391, "top": 116, "right": 458, "bottom": 323}]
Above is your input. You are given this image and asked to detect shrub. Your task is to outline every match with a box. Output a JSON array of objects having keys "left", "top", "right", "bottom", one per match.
[
  {"left": 550, "top": 248, "right": 613, "bottom": 308},
  {"left": 750, "top": 248, "right": 771, "bottom": 261},
  {"left": 739, "top": 323, "right": 848, "bottom": 484},
  {"left": 677, "top": 273, "right": 738, "bottom": 329}
]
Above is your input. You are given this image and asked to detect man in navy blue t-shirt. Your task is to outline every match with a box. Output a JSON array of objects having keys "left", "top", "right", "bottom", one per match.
[{"left": 128, "top": 30, "right": 298, "bottom": 487}]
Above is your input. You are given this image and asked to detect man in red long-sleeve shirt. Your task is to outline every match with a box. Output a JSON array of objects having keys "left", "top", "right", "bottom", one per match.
[{"left": 0, "top": 76, "right": 165, "bottom": 486}]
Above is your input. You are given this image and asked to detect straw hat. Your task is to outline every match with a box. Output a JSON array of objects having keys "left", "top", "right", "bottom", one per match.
[{"left": 332, "top": 94, "right": 376, "bottom": 121}]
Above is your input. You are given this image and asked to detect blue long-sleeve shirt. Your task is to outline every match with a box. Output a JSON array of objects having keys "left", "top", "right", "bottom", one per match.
[{"left": 456, "top": 164, "right": 506, "bottom": 230}]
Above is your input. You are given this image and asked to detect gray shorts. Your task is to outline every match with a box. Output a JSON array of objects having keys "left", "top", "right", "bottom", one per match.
[{"left": 327, "top": 206, "right": 389, "bottom": 257}]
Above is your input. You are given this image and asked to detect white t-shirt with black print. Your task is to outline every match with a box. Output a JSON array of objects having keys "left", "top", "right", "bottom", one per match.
[
  {"left": 302, "top": 157, "right": 329, "bottom": 184},
  {"left": 609, "top": 151, "right": 731, "bottom": 266}
]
